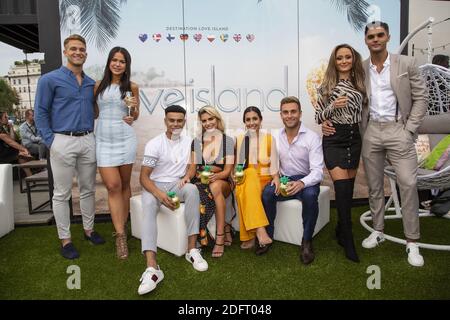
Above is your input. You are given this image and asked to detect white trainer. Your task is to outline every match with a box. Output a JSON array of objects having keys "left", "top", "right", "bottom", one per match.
[
  {"left": 406, "top": 242, "right": 424, "bottom": 267},
  {"left": 138, "top": 266, "right": 164, "bottom": 295},
  {"left": 362, "top": 231, "right": 385, "bottom": 249},
  {"left": 185, "top": 248, "right": 208, "bottom": 272}
]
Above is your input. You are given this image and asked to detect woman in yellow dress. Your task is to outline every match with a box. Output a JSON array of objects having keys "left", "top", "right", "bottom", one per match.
[{"left": 235, "top": 106, "right": 279, "bottom": 250}]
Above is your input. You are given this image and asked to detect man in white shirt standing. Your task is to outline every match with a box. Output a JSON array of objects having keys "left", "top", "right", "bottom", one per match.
[
  {"left": 138, "top": 105, "right": 208, "bottom": 295},
  {"left": 361, "top": 21, "right": 427, "bottom": 267},
  {"left": 323, "top": 21, "right": 427, "bottom": 267},
  {"left": 260, "top": 96, "right": 324, "bottom": 265}
]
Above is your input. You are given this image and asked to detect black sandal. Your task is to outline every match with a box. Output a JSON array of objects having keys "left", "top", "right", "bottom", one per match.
[
  {"left": 224, "top": 224, "right": 234, "bottom": 247},
  {"left": 212, "top": 233, "right": 225, "bottom": 258}
]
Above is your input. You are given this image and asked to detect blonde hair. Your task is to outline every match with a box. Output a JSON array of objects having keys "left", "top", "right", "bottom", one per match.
[
  {"left": 198, "top": 105, "right": 225, "bottom": 132},
  {"left": 319, "top": 44, "right": 367, "bottom": 105}
]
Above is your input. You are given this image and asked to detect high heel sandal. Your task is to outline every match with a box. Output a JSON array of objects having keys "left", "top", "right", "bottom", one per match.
[
  {"left": 224, "top": 223, "right": 234, "bottom": 247},
  {"left": 212, "top": 233, "right": 225, "bottom": 258},
  {"left": 255, "top": 227, "right": 273, "bottom": 247}
]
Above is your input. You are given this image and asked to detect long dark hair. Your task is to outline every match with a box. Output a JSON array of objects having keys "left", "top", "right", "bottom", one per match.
[
  {"left": 319, "top": 43, "right": 367, "bottom": 105},
  {"left": 95, "top": 46, "right": 132, "bottom": 101}
]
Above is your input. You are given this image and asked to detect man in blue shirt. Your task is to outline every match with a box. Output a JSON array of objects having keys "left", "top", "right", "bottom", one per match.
[{"left": 35, "top": 34, "right": 104, "bottom": 260}]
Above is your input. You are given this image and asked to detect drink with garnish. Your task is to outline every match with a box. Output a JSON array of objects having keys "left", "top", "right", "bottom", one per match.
[
  {"left": 124, "top": 91, "right": 134, "bottom": 116},
  {"left": 280, "top": 176, "right": 290, "bottom": 197},
  {"left": 234, "top": 164, "right": 245, "bottom": 185}
]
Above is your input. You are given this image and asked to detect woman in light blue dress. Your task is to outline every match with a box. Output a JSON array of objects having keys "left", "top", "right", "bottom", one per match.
[{"left": 94, "top": 47, "right": 139, "bottom": 259}]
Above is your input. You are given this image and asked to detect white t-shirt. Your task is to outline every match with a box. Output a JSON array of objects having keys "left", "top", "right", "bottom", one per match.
[{"left": 142, "top": 133, "right": 192, "bottom": 183}]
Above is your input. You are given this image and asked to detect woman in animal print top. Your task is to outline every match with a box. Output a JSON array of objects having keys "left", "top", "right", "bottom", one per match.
[{"left": 315, "top": 43, "right": 367, "bottom": 263}]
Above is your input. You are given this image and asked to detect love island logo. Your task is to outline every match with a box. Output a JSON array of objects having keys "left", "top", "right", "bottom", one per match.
[{"left": 139, "top": 65, "right": 288, "bottom": 115}]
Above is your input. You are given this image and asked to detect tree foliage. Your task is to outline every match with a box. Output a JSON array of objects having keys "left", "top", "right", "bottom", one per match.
[{"left": 0, "top": 79, "right": 20, "bottom": 114}]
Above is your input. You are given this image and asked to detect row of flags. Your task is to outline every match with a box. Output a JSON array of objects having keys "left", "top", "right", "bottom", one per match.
[{"left": 138, "top": 33, "right": 256, "bottom": 43}]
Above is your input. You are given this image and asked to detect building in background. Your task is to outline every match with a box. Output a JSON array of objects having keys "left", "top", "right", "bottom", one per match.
[{"left": 5, "top": 61, "right": 41, "bottom": 119}]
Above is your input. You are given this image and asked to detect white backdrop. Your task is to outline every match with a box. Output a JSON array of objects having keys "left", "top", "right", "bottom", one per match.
[{"left": 57, "top": 0, "right": 402, "bottom": 211}]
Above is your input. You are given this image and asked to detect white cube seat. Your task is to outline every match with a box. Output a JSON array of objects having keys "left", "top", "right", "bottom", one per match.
[
  {"left": 130, "top": 186, "right": 330, "bottom": 255},
  {"left": 130, "top": 195, "right": 188, "bottom": 257},
  {"left": 274, "top": 186, "right": 330, "bottom": 245},
  {"left": 0, "top": 164, "right": 14, "bottom": 238}
]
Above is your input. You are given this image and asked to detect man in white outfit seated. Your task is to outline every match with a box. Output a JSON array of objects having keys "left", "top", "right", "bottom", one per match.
[{"left": 138, "top": 105, "right": 208, "bottom": 295}]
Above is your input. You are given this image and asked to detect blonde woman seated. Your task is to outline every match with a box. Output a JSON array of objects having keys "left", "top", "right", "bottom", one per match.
[
  {"left": 184, "top": 106, "right": 235, "bottom": 258},
  {"left": 234, "top": 106, "right": 278, "bottom": 252}
]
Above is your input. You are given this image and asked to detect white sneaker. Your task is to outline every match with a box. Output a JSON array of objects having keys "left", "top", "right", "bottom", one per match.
[
  {"left": 185, "top": 248, "right": 208, "bottom": 271},
  {"left": 406, "top": 242, "right": 424, "bottom": 267},
  {"left": 362, "top": 231, "right": 385, "bottom": 249},
  {"left": 138, "top": 266, "right": 164, "bottom": 295}
]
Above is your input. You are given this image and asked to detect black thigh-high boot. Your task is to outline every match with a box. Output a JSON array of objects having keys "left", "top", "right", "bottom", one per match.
[
  {"left": 335, "top": 207, "right": 344, "bottom": 247},
  {"left": 348, "top": 177, "right": 358, "bottom": 259},
  {"left": 349, "top": 177, "right": 355, "bottom": 203},
  {"left": 334, "top": 179, "right": 359, "bottom": 262},
  {"left": 335, "top": 178, "right": 356, "bottom": 246}
]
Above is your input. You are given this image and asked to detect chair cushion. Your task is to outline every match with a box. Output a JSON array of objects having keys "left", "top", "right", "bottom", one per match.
[
  {"left": 418, "top": 113, "right": 450, "bottom": 134},
  {"left": 443, "top": 158, "right": 450, "bottom": 171},
  {"left": 422, "top": 134, "right": 450, "bottom": 170},
  {"left": 428, "top": 134, "right": 448, "bottom": 149},
  {"left": 417, "top": 167, "right": 438, "bottom": 175},
  {"left": 435, "top": 147, "right": 450, "bottom": 170}
]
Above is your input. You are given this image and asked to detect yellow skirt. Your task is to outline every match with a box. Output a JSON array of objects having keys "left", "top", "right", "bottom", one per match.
[{"left": 235, "top": 167, "right": 271, "bottom": 241}]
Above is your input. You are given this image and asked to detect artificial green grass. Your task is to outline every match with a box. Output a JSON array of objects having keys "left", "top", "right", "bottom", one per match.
[{"left": 0, "top": 206, "right": 449, "bottom": 300}]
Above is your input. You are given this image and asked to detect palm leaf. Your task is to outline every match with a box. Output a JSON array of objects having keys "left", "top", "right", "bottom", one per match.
[
  {"left": 59, "top": 0, "right": 79, "bottom": 33},
  {"left": 60, "top": 0, "right": 127, "bottom": 52},
  {"left": 330, "top": 0, "right": 370, "bottom": 31},
  {"left": 79, "top": 0, "right": 122, "bottom": 51}
]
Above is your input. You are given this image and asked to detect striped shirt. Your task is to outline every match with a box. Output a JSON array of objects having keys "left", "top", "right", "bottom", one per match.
[{"left": 315, "top": 79, "right": 363, "bottom": 125}]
